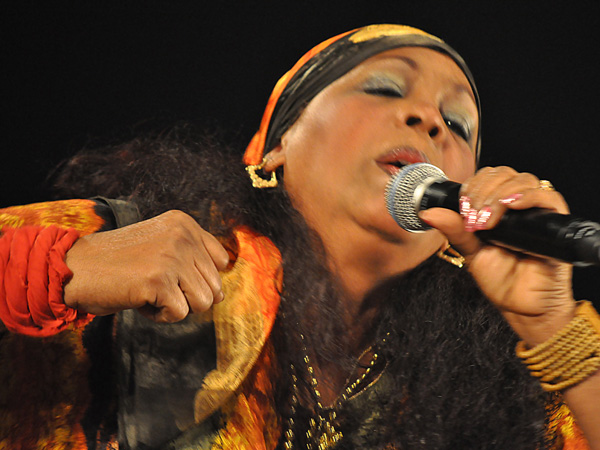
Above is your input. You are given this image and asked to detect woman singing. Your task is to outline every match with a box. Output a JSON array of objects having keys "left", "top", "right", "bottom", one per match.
[{"left": 1, "top": 24, "right": 598, "bottom": 449}]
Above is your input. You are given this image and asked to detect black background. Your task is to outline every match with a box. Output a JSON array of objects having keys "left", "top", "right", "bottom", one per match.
[{"left": 2, "top": 1, "right": 599, "bottom": 300}]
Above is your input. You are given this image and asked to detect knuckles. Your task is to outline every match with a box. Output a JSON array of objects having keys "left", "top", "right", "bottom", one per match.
[
  {"left": 165, "top": 301, "right": 190, "bottom": 323},
  {"left": 82, "top": 209, "right": 225, "bottom": 323},
  {"left": 193, "top": 284, "right": 216, "bottom": 313},
  {"left": 158, "top": 210, "right": 199, "bottom": 241}
]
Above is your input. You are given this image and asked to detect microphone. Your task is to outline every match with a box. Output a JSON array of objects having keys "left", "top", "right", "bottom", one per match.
[{"left": 385, "top": 163, "right": 600, "bottom": 267}]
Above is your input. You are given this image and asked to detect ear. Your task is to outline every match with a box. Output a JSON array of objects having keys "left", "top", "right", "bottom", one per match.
[{"left": 263, "top": 143, "right": 286, "bottom": 172}]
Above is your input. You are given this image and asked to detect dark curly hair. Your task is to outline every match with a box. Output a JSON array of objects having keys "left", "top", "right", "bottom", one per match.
[{"left": 52, "top": 125, "right": 557, "bottom": 449}]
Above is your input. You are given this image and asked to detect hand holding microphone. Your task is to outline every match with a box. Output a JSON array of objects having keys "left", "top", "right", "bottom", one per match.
[{"left": 385, "top": 163, "right": 600, "bottom": 266}]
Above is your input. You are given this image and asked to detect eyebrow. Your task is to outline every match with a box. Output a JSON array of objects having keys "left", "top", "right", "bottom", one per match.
[
  {"left": 393, "top": 55, "right": 418, "bottom": 69},
  {"left": 455, "top": 84, "right": 477, "bottom": 106},
  {"left": 391, "top": 55, "right": 477, "bottom": 105}
]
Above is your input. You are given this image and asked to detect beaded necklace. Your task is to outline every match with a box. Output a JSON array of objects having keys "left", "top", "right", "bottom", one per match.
[{"left": 282, "top": 332, "right": 389, "bottom": 450}]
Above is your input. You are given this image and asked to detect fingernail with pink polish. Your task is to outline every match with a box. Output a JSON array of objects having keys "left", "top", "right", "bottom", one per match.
[
  {"left": 464, "top": 208, "right": 478, "bottom": 232},
  {"left": 499, "top": 193, "right": 523, "bottom": 205},
  {"left": 459, "top": 195, "right": 472, "bottom": 217},
  {"left": 475, "top": 206, "right": 492, "bottom": 230}
]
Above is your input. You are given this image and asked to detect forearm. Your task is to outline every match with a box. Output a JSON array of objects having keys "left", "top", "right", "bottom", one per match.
[
  {"left": 512, "top": 300, "right": 600, "bottom": 449},
  {"left": 563, "top": 369, "right": 600, "bottom": 449}
]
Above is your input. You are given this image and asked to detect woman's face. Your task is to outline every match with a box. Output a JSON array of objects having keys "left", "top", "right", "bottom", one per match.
[{"left": 266, "top": 46, "right": 479, "bottom": 246}]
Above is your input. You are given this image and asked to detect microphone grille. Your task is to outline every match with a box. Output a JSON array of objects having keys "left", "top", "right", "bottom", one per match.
[{"left": 385, "top": 163, "right": 447, "bottom": 232}]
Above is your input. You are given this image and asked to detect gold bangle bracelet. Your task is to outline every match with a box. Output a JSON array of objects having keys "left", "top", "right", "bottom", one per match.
[{"left": 516, "top": 301, "right": 600, "bottom": 392}]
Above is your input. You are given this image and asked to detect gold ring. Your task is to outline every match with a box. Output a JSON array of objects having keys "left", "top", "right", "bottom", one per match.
[{"left": 538, "top": 180, "right": 555, "bottom": 191}]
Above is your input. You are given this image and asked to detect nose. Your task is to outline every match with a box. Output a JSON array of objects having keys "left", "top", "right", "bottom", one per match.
[{"left": 397, "top": 102, "right": 446, "bottom": 141}]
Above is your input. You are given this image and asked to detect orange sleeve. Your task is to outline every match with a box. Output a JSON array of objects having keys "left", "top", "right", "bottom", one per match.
[
  {"left": 548, "top": 401, "right": 591, "bottom": 450},
  {"left": 0, "top": 200, "right": 108, "bottom": 337}
]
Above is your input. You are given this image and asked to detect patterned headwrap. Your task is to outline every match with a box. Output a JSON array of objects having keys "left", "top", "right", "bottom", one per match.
[{"left": 243, "top": 24, "right": 481, "bottom": 166}]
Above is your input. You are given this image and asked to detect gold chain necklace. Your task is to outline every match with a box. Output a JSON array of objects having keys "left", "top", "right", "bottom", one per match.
[{"left": 283, "top": 332, "right": 389, "bottom": 450}]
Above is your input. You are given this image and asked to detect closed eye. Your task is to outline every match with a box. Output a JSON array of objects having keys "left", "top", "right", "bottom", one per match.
[
  {"left": 443, "top": 114, "right": 472, "bottom": 142},
  {"left": 365, "top": 87, "right": 403, "bottom": 97},
  {"left": 362, "top": 76, "right": 405, "bottom": 98}
]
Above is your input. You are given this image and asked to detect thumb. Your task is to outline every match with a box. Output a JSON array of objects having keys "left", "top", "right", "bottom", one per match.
[{"left": 419, "top": 207, "right": 482, "bottom": 260}]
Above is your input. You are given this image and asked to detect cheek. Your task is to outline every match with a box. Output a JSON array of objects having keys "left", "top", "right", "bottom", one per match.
[
  {"left": 281, "top": 102, "right": 375, "bottom": 217},
  {"left": 443, "top": 147, "right": 477, "bottom": 183},
  {"left": 285, "top": 99, "right": 369, "bottom": 177}
]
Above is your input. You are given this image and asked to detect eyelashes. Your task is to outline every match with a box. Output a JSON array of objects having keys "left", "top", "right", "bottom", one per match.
[{"left": 362, "top": 76, "right": 405, "bottom": 98}]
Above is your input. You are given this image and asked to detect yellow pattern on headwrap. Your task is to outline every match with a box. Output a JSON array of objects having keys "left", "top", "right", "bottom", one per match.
[{"left": 349, "top": 24, "right": 443, "bottom": 44}]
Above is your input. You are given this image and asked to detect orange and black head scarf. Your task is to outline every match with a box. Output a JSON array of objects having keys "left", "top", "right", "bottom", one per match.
[{"left": 243, "top": 24, "right": 481, "bottom": 166}]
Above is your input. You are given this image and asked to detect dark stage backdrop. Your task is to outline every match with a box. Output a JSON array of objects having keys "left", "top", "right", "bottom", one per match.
[{"left": 2, "top": 1, "right": 599, "bottom": 299}]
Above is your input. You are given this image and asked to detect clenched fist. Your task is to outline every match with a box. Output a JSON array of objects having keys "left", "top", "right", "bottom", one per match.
[{"left": 64, "top": 210, "right": 229, "bottom": 322}]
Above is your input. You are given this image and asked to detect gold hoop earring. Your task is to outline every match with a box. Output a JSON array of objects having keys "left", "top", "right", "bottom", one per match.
[
  {"left": 246, "top": 157, "right": 278, "bottom": 189},
  {"left": 437, "top": 242, "right": 465, "bottom": 268}
]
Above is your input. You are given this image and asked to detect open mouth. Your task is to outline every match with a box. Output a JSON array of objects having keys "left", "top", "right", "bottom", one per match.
[
  {"left": 376, "top": 147, "right": 430, "bottom": 175},
  {"left": 378, "top": 160, "right": 411, "bottom": 175},
  {"left": 386, "top": 160, "right": 410, "bottom": 169}
]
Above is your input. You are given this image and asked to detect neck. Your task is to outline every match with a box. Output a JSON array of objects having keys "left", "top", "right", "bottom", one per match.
[{"left": 319, "top": 219, "right": 444, "bottom": 321}]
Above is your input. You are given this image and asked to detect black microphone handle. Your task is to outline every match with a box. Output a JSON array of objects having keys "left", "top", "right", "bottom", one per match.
[{"left": 419, "top": 180, "right": 600, "bottom": 267}]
